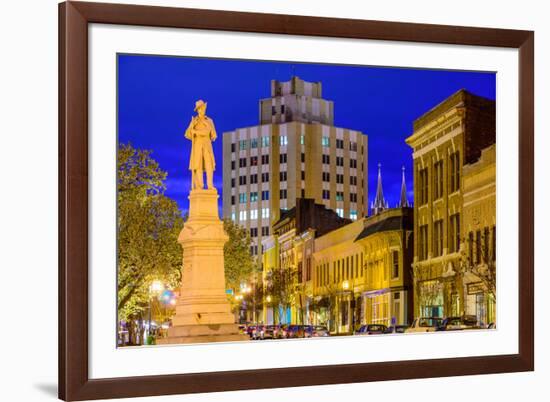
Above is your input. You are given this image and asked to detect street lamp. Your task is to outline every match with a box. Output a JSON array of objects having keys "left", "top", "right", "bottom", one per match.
[
  {"left": 147, "top": 280, "right": 164, "bottom": 344},
  {"left": 266, "top": 295, "right": 272, "bottom": 303}
]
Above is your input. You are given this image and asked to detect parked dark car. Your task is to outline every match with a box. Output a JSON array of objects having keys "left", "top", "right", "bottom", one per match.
[
  {"left": 355, "top": 324, "right": 388, "bottom": 335},
  {"left": 285, "top": 325, "right": 307, "bottom": 338},
  {"left": 384, "top": 325, "right": 409, "bottom": 334},
  {"left": 245, "top": 324, "right": 258, "bottom": 338},
  {"left": 436, "top": 315, "right": 480, "bottom": 331}
]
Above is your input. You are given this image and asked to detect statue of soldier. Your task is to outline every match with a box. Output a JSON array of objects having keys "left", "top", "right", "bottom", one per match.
[{"left": 184, "top": 100, "right": 217, "bottom": 190}]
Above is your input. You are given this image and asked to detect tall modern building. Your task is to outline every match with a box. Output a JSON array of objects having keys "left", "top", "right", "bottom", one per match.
[{"left": 223, "top": 76, "right": 368, "bottom": 257}]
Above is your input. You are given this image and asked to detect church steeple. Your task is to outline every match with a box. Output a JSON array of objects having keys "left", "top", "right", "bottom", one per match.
[
  {"left": 371, "top": 163, "right": 388, "bottom": 215},
  {"left": 399, "top": 166, "right": 411, "bottom": 208}
]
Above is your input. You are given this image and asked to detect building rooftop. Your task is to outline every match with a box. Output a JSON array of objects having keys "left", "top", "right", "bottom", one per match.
[{"left": 355, "top": 207, "right": 413, "bottom": 241}]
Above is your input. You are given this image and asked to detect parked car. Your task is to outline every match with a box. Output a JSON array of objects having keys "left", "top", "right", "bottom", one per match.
[
  {"left": 355, "top": 324, "right": 388, "bottom": 335},
  {"left": 259, "top": 325, "right": 281, "bottom": 339},
  {"left": 384, "top": 325, "right": 409, "bottom": 334},
  {"left": 406, "top": 317, "right": 443, "bottom": 333},
  {"left": 286, "top": 325, "right": 306, "bottom": 338},
  {"left": 311, "top": 326, "right": 330, "bottom": 337},
  {"left": 245, "top": 324, "right": 258, "bottom": 338},
  {"left": 277, "top": 324, "right": 290, "bottom": 339},
  {"left": 436, "top": 316, "right": 480, "bottom": 331}
]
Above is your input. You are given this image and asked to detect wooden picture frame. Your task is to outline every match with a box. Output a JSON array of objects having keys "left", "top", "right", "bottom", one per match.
[{"left": 59, "top": 1, "right": 534, "bottom": 400}]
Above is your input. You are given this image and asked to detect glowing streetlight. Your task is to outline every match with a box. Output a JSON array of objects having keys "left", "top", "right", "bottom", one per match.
[
  {"left": 342, "top": 280, "right": 350, "bottom": 290},
  {"left": 150, "top": 280, "right": 163, "bottom": 293},
  {"left": 266, "top": 295, "right": 272, "bottom": 303}
]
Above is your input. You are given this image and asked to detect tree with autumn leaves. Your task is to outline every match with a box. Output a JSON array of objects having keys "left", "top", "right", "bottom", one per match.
[{"left": 117, "top": 143, "right": 255, "bottom": 343}]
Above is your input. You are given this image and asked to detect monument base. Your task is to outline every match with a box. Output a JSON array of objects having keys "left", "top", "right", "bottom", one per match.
[
  {"left": 157, "top": 188, "right": 248, "bottom": 345},
  {"left": 156, "top": 323, "right": 248, "bottom": 345}
]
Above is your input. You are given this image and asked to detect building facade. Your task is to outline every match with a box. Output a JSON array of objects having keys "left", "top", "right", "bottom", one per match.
[
  {"left": 223, "top": 76, "right": 368, "bottom": 258},
  {"left": 311, "top": 168, "right": 414, "bottom": 333},
  {"left": 405, "top": 89, "right": 495, "bottom": 320},
  {"left": 462, "top": 144, "right": 496, "bottom": 326},
  {"left": 261, "top": 198, "right": 351, "bottom": 325}
]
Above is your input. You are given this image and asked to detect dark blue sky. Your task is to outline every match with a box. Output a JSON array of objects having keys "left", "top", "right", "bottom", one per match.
[{"left": 118, "top": 54, "right": 495, "bottom": 216}]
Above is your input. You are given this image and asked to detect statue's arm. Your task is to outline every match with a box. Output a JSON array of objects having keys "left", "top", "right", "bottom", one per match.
[
  {"left": 210, "top": 119, "right": 217, "bottom": 142},
  {"left": 184, "top": 117, "right": 194, "bottom": 140}
]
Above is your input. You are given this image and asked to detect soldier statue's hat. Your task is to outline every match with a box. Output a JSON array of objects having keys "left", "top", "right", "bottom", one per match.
[{"left": 194, "top": 99, "right": 207, "bottom": 111}]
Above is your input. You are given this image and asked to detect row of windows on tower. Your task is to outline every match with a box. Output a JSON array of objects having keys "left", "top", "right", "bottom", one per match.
[
  {"left": 231, "top": 171, "right": 359, "bottom": 188},
  {"left": 231, "top": 136, "right": 359, "bottom": 151},
  {"left": 417, "top": 151, "right": 461, "bottom": 205},
  {"left": 232, "top": 154, "right": 358, "bottom": 169}
]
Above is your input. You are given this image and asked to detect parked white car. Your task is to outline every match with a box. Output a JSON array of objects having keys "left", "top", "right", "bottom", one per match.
[{"left": 406, "top": 317, "right": 443, "bottom": 333}]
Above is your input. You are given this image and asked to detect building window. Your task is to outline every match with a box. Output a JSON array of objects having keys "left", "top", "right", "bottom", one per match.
[
  {"left": 239, "top": 176, "right": 246, "bottom": 186},
  {"left": 250, "top": 209, "right": 258, "bottom": 220},
  {"left": 250, "top": 138, "right": 258, "bottom": 149},
  {"left": 301, "top": 189, "right": 305, "bottom": 198},
  {"left": 231, "top": 143, "right": 236, "bottom": 152},
  {"left": 350, "top": 159, "right": 357, "bottom": 169},
  {"left": 231, "top": 196, "right": 235, "bottom": 205},
  {"left": 433, "top": 220, "right": 444, "bottom": 257},
  {"left": 280, "top": 189, "right": 287, "bottom": 199},
  {"left": 250, "top": 156, "right": 258, "bottom": 166},
  {"left": 449, "top": 213, "right": 460, "bottom": 253},
  {"left": 433, "top": 160, "right": 444, "bottom": 200},
  {"left": 239, "top": 140, "right": 247, "bottom": 150},
  {"left": 239, "top": 193, "right": 247, "bottom": 204},
  {"left": 476, "top": 230, "right": 482, "bottom": 264},
  {"left": 280, "top": 171, "right": 287, "bottom": 181},
  {"left": 250, "top": 192, "right": 258, "bottom": 202},
  {"left": 336, "top": 174, "right": 344, "bottom": 184},
  {"left": 261, "top": 208, "right": 270, "bottom": 219},
  {"left": 250, "top": 174, "right": 258, "bottom": 184},
  {"left": 336, "top": 208, "right": 344, "bottom": 218},
  {"left": 231, "top": 160, "right": 236, "bottom": 170},
  {"left": 419, "top": 224, "right": 429, "bottom": 261},
  {"left": 322, "top": 190, "right": 330, "bottom": 200},
  {"left": 261, "top": 154, "right": 269, "bottom": 164},
  {"left": 336, "top": 139, "right": 344, "bottom": 149},
  {"left": 350, "top": 141, "right": 357, "bottom": 152},
  {"left": 261, "top": 172, "right": 269, "bottom": 182},
  {"left": 231, "top": 212, "right": 236, "bottom": 221},
  {"left": 449, "top": 151, "right": 460, "bottom": 193},
  {"left": 271, "top": 106, "right": 276, "bottom": 115},
  {"left": 350, "top": 176, "right": 357, "bottom": 186},
  {"left": 322, "top": 172, "right": 330, "bottom": 182},
  {"left": 468, "top": 231, "right": 474, "bottom": 264},
  {"left": 261, "top": 190, "right": 269, "bottom": 201},
  {"left": 280, "top": 153, "right": 287, "bottom": 164},
  {"left": 231, "top": 178, "right": 235, "bottom": 187},
  {"left": 350, "top": 193, "right": 357, "bottom": 203},
  {"left": 322, "top": 136, "right": 330, "bottom": 147},
  {"left": 322, "top": 154, "right": 330, "bottom": 164},
  {"left": 261, "top": 226, "right": 269, "bottom": 236},
  {"left": 336, "top": 191, "right": 344, "bottom": 201},
  {"left": 280, "top": 135, "right": 288, "bottom": 146},
  {"left": 239, "top": 210, "right": 247, "bottom": 221},
  {"left": 484, "top": 227, "right": 490, "bottom": 263},
  {"left": 301, "top": 153, "right": 305, "bottom": 163},
  {"left": 250, "top": 227, "right": 258, "bottom": 237},
  {"left": 301, "top": 171, "right": 305, "bottom": 180},
  {"left": 300, "top": 135, "right": 304, "bottom": 145},
  {"left": 261, "top": 136, "right": 269, "bottom": 147},
  {"left": 392, "top": 250, "right": 399, "bottom": 279},
  {"left": 239, "top": 158, "right": 247, "bottom": 168},
  {"left": 419, "top": 168, "right": 429, "bottom": 205},
  {"left": 350, "top": 210, "right": 358, "bottom": 220},
  {"left": 336, "top": 156, "right": 344, "bottom": 167}
]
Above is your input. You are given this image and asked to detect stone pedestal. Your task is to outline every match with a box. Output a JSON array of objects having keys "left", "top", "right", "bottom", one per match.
[{"left": 157, "top": 189, "right": 248, "bottom": 345}]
